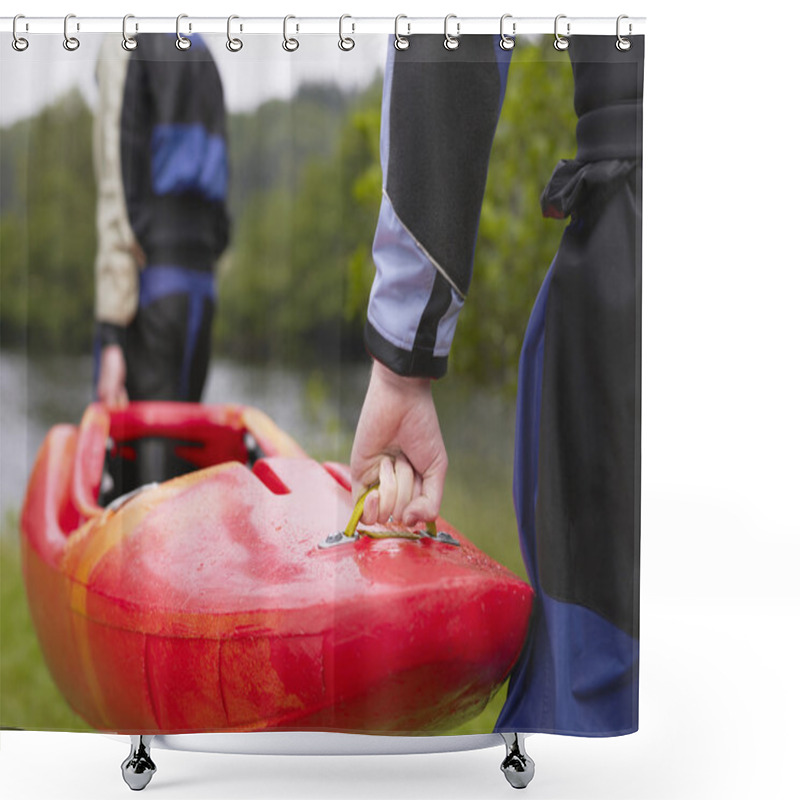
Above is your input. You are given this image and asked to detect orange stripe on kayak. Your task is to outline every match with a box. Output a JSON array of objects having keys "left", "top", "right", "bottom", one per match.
[
  {"left": 65, "top": 477, "right": 191, "bottom": 728},
  {"left": 66, "top": 495, "right": 157, "bottom": 728},
  {"left": 70, "top": 500, "right": 156, "bottom": 598},
  {"left": 65, "top": 465, "right": 244, "bottom": 616},
  {"left": 69, "top": 590, "right": 113, "bottom": 728},
  {"left": 67, "top": 465, "right": 246, "bottom": 593}
]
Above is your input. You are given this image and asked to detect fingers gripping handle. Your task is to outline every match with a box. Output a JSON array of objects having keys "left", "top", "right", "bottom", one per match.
[{"left": 319, "top": 484, "right": 458, "bottom": 549}]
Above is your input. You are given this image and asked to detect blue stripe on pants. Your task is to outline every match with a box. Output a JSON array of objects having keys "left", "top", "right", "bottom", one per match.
[{"left": 138, "top": 265, "right": 215, "bottom": 400}]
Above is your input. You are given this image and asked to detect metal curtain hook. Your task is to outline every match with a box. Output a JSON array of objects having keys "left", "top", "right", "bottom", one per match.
[
  {"left": 338, "top": 14, "right": 355, "bottom": 51},
  {"left": 282, "top": 15, "right": 299, "bottom": 52},
  {"left": 122, "top": 14, "right": 138, "bottom": 51},
  {"left": 12, "top": 14, "right": 29, "bottom": 52},
  {"left": 499, "top": 14, "right": 516, "bottom": 50},
  {"left": 63, "top": 13, "right": 80, "bottom": 51},
  {"left": 176, "top": 13, "right": 191, "bottom": 50},
  {"left": 554, "top": 14, "right": 570, "bottom": 51},
  {"left": 616, "top": 15, "right": 632, "bottom": 51},
  {"left": 394, "top": 14, "right": 410, "bottom": 50},
  {"left": 227, "top": 15, "right": 243, "bottom": 51},
  {"left": 443, "top": 13, "right": 460, "bottom": 51}
]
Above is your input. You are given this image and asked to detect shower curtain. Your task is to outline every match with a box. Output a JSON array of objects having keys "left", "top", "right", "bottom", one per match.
[{"left": 0, "top": 19, "right": 643, "bottom": 743}]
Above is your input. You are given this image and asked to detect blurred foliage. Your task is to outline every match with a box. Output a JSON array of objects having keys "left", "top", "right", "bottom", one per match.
[
  {"left": 455, "top": 47, "right": 576, "bottom": 390},
  {"left": 214, "top": 82, "right": 383, "bottom": 363},
  {"left": 0, "top": 89, "right": 97, "bottom": 353},
  {"left": 226, "top": 83, "right": 353, "bottom": 218},
  {"left": 0, "top": 39, "right": 574, "bottom": 390}
]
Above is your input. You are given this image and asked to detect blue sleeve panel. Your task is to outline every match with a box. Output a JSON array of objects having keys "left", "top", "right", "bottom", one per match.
[
  {"left": 150, "top": 124, "right": 228, "bottom": 202},
  {"left": 366, "top": 35, "right": 512, "bottom": 378}
]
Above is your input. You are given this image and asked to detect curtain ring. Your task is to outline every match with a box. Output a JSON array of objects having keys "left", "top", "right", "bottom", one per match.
[
  {"left": 499, "top": 14, "right": 516, "bottom": 50},
  {"left": 122, "top": 14, "right": 138, "bottom": 51},
  {"left": 176, "top": 13, "right": 191, "bottom": 50},
  {"left": 394, "top": 15, "right": 410, "bottom": 51},
  {"left": 443, "top": 14, "right": 460, "bottom": 51},
  {"left": 282, "top": 15, "right": 299, "bottom": 52},
  {"left": 12, "top": 14, "right": 29, "bottom": 52},
  {"left": 338, "top": 14, "right": 355, "bottom": 51},
  {"left": 616, "top": 15, "right": 632, "bottom": 51},
  {"left": 63, "top": 13, "right": 80, "bottom": 51},
  {"left": 226, "top": 15, "right": 243, "bottom": 52},
  {"left": 553, "top": 14, "right": 570, "bottom": 51}
]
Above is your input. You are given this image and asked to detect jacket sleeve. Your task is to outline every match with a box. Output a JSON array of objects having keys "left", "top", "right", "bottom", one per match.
[
  {"left": 366, "top": 35, "right": 511, "bottom": 378},
  {"left": 93, "top": 34, "right": 140, "bottom": 343}
]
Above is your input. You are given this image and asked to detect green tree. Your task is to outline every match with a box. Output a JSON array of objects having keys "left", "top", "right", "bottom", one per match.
[
  {"left": 215, "top": 81, "right": 383, "bottom": 363},
  {"left": 452, "top": 42, "right": 576, "bottom": 389},
  {"left": 0, "top": 89, "right": 96, "bottom": 353}
]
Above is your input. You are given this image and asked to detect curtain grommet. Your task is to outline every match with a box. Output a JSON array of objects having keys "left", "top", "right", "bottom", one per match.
[
  {"left": 12, "top": 14, "right": 29, "bottom": 51},
  {"left": 176, "top": 14, "right": 191, "bottom": 51},
  {"left": 553, "top": 14, "right": 570, "bottom": 51},
  {"left": 282, "top": 15, "right": 299, "bottom": 52},
  {"left": 122, "top": 14, "right": 138, "bottom": 51},
  {"left": 443, "top": 13, "right": 460, "bottom": 51},
  {"left": 616, "top": 15, "right": 632, "bottom": 51},
  {"left": 226, "top": 15, "right": 243, "bottom": 52},
  {"left": 63, "top": 13, "right": 80, "bottom": 51},
  {"left": 499, "top": 14, "right": 516, "bottom": 51},
  {"left": 394, "top": 14, "right": 410, "bottom": 50},
  {"left": 338, "top": 14, "right": 355, "bottom": 51}
]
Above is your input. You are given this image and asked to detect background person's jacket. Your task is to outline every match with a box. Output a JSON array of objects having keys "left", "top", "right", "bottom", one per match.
[{"left": 94, "top": 33, "right": 230, "bottom": 349}]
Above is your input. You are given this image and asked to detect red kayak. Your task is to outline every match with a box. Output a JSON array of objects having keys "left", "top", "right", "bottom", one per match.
[{"left": 20, "top": 402, "right": 533, "bottom": 734}]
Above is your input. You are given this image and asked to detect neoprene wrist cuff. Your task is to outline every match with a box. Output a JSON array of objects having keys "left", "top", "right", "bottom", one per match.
[
  {"left": 364, "top": 320, "right": 448, "bottom": 380},
  {"left": 96, "top": 321, "right": 125, "bottom": 349}
]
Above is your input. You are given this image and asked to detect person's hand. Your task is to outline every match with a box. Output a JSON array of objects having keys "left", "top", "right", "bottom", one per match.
[
  {"left": 350, "top": 360, "right": 448, "bottom": 527},
  {"left": 96, "top": 344, "right": 129, "bottom": 408}
]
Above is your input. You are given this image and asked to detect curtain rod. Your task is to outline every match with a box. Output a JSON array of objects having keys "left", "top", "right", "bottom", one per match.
[{"left": 1, "top": 15, "right": 646, "bottom": 38}]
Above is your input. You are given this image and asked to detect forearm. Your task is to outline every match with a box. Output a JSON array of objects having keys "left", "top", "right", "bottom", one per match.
[{"left": 95, "top": 342, "right": 128, "bottom": 408}]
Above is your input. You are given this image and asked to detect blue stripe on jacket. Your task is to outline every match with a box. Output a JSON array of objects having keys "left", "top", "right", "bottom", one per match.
[{"left": 150, "top": 124, "right": 228, "bottom": 201}]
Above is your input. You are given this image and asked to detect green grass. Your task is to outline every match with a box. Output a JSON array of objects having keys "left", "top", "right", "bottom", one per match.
[
  {"left": 446, "top": 681, "right": 513, "bottom": 735},
  {"left": 0, "top": 514, "right": 91, "bottom": 731}
]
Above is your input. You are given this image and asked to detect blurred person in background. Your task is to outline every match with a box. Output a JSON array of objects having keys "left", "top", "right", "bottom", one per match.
[{"left": 93, "top": 32, "right": 230, "bottom": 487}]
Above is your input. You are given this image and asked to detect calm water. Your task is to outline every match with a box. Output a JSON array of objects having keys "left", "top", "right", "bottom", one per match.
[{"left": 0, "top": 348, "right": 521, "bottom": 575}]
